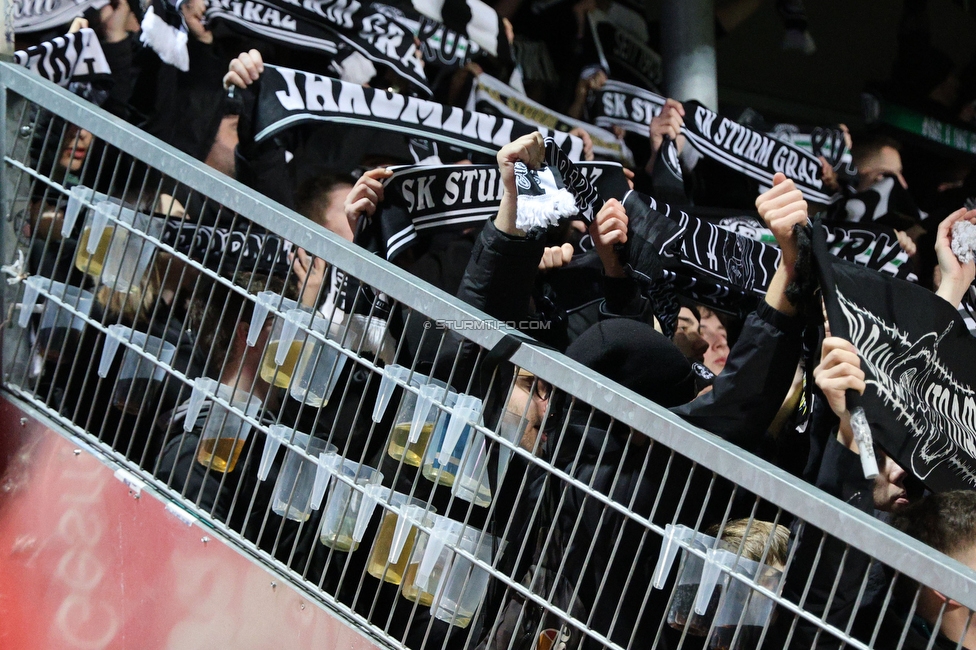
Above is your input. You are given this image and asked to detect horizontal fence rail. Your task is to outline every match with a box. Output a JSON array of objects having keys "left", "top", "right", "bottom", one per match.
[{"left": 2, "top": 61, "right": 976, "bottom": 650}]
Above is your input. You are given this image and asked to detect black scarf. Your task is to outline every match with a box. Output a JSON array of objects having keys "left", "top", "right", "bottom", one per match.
[
  {"left": 681, "top": 100, "right": 833, "bottom": 204},
  {"left": 587, "top": 13, "right": 662, "bottom": 92},
  {"left": 252, "top": 64, "right": 585, "bottom": 159},
  {"left": 14, "top": 28, "right": 112, "bottom": 87},
  {"left": 206, "top": 0, "right": 431, "bottom": 96},
  {"left": 368, "top": 158, "right": 628, "bottom": 260},
  {"left": 14, "top": 0, "right": 109, "bottom": 32},
  {"left": 813, "top": 218, "right": 976, "bottom": 493}
]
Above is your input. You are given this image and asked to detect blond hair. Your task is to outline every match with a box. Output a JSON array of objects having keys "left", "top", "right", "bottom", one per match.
[{"left": 708, "top": 519, "right": 791, "bottom": 569}]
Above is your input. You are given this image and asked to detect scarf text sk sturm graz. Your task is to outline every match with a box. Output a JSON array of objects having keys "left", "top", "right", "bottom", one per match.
[
  {"left": 681, "top": 100, "right": 831, "bottom": 203},
  {"left": 588, "top": 79, "right": 835, "bottom": 203},
  {"left": 252, "top": 64, "right": 585, "bottom": 158}
]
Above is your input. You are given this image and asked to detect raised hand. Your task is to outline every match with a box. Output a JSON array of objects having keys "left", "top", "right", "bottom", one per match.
[
  {"left": 181, "top": 0, "right": 213, "bottom": 44},
  {"left": 935, "top": 207, "right": 976, "bottom": 308},
  {"left": 649, "top": 99, "right": 684, "bottom": 156},
  {"left": 496, "top": 132, "right": 546, "bottom": 236},
  {"left": 99, "top": 0, "right": 134, "bottom": 43},
  {"left": 344, "top": 167, "right": 394, "bottom": 230},
  {"left": 538, "top": 244, "right": 575, "bottom": 272},
  {"left": 756, "top": 172, "right": 808, "bottom": 275},
  {"left": 589, "top": 198, "right": 628, "bottom": 278},
  {"left": 223, "top": 49, "right": 264, "bottom": 90},
  {"left": 291, "top": 248, "right": 327, "bottom": 309},
  {"left": 813, "top": 336, "right": 865, "bottom": 450}
]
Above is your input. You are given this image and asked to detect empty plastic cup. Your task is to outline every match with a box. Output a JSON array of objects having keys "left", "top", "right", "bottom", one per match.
[
  {"left": 665, "top": 527, "right": 728, "bottom": 636},
  {"left": 367, "top": 492, "right": 436, "bottom": 584},
  {"left": 422, "top": 393, "right": 477, "bottom": 487},
  {"left": 260, "top": 308, "right": 312, "bottom": 389},
  {"left": 18, "top": 276, "right": 94, "bottom": 362},
  {"left": 247, "top": 291, "right": 300, "bottom": 347},
  {"left": 431, "top": 527, "right": 500, "bottom": 628},
  {"left": 97, "top": 325, "right": 177, "bottom": 416},
  {"left": 290, "top": 319, "right": 348, "bottom": 408},
  {"left": 319, "top": 457, "right": 383, "bottom": 552},
  {"left": 402, "top": 515, "right": 464, "bottom": 607},
  {"left": 371, "top": 364, "right": 412, "bottom": 423},
  {"left": 182, "top": 378, "right": 263, "bottom": 473},
  {"left": 82, "top": 203, "right": 162, "bottom": 293},
  {"left": 452, "top": 423, "right": 493, "bottom": 507},
  {"left": 270, "top": 431, "right": 336, "bottom": 521},
  {"left": 388, "top": 376, "right": 451, "bottom": 467},
  {"left": 709, "top": 552, "right": 783, "bottom": 650}
]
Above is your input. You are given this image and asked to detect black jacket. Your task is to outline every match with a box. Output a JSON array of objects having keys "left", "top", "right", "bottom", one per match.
[
  {"left": 779, "top": 436, "right": 970, "bottom": 650},
  {"left": 455, "top": 217, "right": 804, "bottom": 649}
]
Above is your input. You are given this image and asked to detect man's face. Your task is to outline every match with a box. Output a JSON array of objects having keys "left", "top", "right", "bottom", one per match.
[
  {"left": 507, "top": 372, "right": 550, "bottom": 454},
  {"left": 58, "top": 125, "right": 92, "bottom": 172},
  {"left": 204, "top": 115, "right": 240, "bottom": 177},
  {"left": 676, "top": 307, "right": 699, "bottom": 336},
  {"left": 872, "top": 451, "right": 909, "bottom": 512},
  {"left": 699, "top": 311, "right": 729, "bottom": 375},
  {"left": 857, "top": 146, "right": 907, "bottom": 192},
  {"left": 317, "top": 184, "right": 355, "bottom": 242}
]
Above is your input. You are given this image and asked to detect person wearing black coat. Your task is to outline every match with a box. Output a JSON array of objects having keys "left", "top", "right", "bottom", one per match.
[
  {"left": 776, "top": 335, "right": 975, "bottom": 650},
  {"left": 452, "top": 132, "right": 807, "bottom": 649}
]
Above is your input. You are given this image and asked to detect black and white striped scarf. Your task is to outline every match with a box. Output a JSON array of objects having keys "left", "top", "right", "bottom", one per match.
[
  {"left": 588, "top": 79, "right": 836, "bottom": 204},
  {"left": 14, "top": 28, "right": 112, "bottom": 87},
  {"left": 14, "top": 0, "right": 110, "bottom": 32},
  {"left": 369, "top": 158, "right": 627, "bottom": 259},
  {"left": 253, "top": 64, "right": 585, "bottom": 159},
  {"left": 206, "top": 0, "right": 431, "bottom": 96}
]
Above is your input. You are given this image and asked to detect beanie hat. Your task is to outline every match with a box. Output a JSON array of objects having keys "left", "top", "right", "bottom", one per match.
[{"left": 566, "top": 319, "right": 698, "bottom": 408}]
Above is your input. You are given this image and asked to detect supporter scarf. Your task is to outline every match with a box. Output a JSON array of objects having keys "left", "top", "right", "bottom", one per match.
[
  {"left": 626, "top": 194, "right": 917, "bottom": 316},
  {"left": 372, "top": 159, "right": 627, "bottom": 259},
  {"left": 649, "top": 137, "right": 687, "bottom": 206},
  {"left": 400, "top": 0, "right": 511, "bottom": 62},
  {"left": 589, "top": 79, "right": 665, "bottom": 136},
  {"left": 589, "top": 82, "right": 835, "bottom": 203},
  {"left": 160, "top": 220, "right": 292, "bottom": 277},
  {"left": 769, "top": 122, "right": 856, "bottom": 178},
  {"left": 717, "top": 214, "right": 916, "bottom": 282},
  {"left": 206, "top": 0, "right": 431, "bottom": 96},
  {"left": 957, "top": 287, "right": 976, "bottom": 340},
  {"left": 588, "top": 14, "right": 662, "bottom": 92},
  {"left": 416, "top": 15, "right": 482, "bottom": 68},
  {"left": 471, "top": 73, "right": 633, "bottom": 165},
  {"left": 14, "top": 0, "right": 109, "bottom": 33},
  {"left": 681, "top": 100, "right": 832, "bottom": 204},
  {"left": 829, "top": 175, "right": 926, "bottom": 232},
  {"left": 253, "top": 65, "right": 585, "bottom": 159},
  {"left": 813, "top": 218, "right": 976, "bottom": 493},
  {"left": 14, "top": 28, "right": 112, "bottom": 87}
]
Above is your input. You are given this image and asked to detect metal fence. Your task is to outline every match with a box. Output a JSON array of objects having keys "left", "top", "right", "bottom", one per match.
[{"left": 2, "top": 61, "right": 975, "bottom": 650}]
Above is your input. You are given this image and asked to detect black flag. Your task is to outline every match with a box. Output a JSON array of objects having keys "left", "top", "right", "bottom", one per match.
[{"left": 813, "top": 218, "right": 976, "bottom": 493}]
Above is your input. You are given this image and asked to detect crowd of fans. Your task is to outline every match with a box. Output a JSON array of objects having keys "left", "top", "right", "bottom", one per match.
[{"left": 12, "top": 0, "right": 976, "bottom": 648}]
